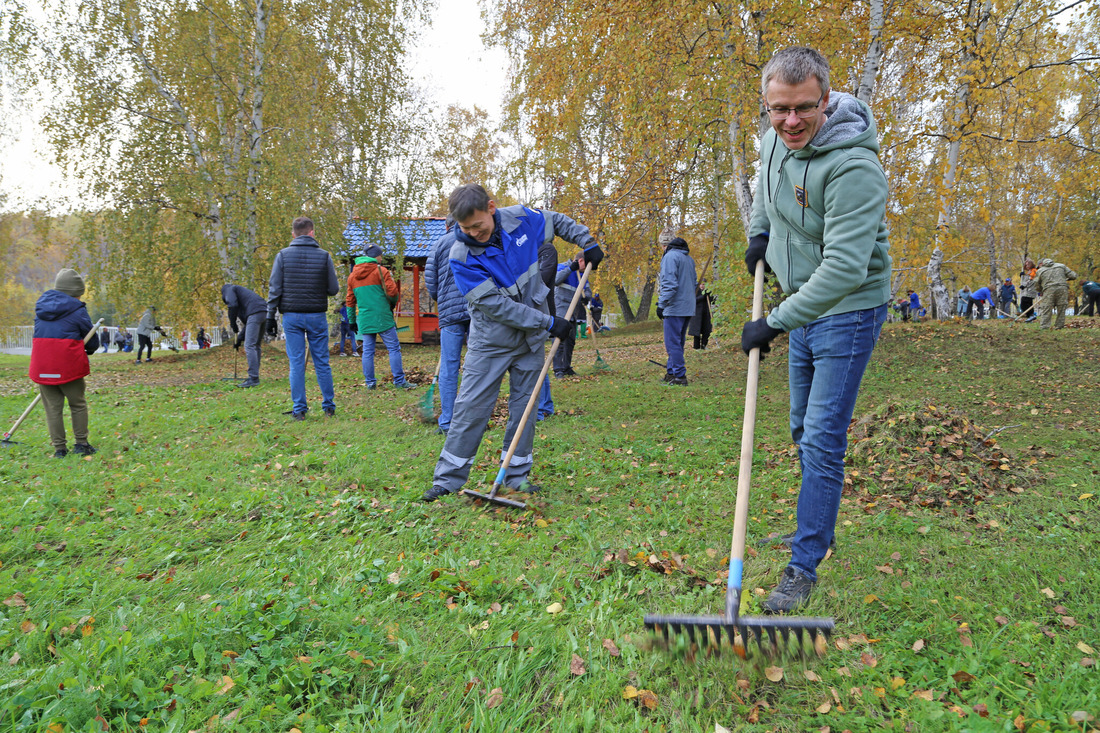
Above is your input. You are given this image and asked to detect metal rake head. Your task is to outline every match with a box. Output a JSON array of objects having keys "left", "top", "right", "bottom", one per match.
[
  {"left": 459, "top": 487, "right": 527, "bottom": 510},
  {"left": 643, "top": 613, "right": 832, "bottom": 658}
]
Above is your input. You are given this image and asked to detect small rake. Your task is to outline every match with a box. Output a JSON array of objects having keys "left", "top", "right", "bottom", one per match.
[
  {"left": 419, "top": 353, "right": 443, "bottom": 423},
  {"left": 588, "top": 313, "right": 610, "bottom": 371},
  {"left": 461, "top": 262, "right": 594, "bottom": 510},
  {"left": 3, "top": 319, "right": 103, "bottom": 448},
  {"left": 644, "top": 262, "right": 833, "bottom": 657}
]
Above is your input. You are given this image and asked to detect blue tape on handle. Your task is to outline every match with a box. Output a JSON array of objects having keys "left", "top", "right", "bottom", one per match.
[
  {"left": 728, "top": 558, "right": 743, "bottom": 589},
  {"left": 494, "top": 467, "right": 507, "bottom": 485}
]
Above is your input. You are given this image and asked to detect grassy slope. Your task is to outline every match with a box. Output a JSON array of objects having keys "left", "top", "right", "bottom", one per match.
[{"left": 0, "top": 319, "right": 1097, "bottom": 732}]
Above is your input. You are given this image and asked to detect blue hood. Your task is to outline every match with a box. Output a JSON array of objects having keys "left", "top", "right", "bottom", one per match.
[{"left": 35, "top": 290, "right": 85, "bottom": 322}]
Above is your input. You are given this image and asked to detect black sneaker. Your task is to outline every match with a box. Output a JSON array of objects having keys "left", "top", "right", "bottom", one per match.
[
  {"left": 145, "top": 358, "right": 152, "bottom": 363},
  {"left": 72, "top": 443, "right": 97, "bottom": 456},
  {"left": 238, "top": 378, "right": 259, "bottom": 388},
  {"left": 563, "top": 368, "right": 577, "bottom": 376},
  {"left": 434, "top": 426, "right": 448, "bottom": 435},
  {"left": 323, "top": 408, "right": 336, "bottom": 417},
  {"left": 134, "top": 359, "right": 142, "bottom": 365},
  {"left": 422, "top": 486, "right": 453, "bottom": 502},
  {"left": 758, "top": 531, "right": 837, "bottom": 550},
  {"left": 53, "top": 448, "right": 68, "bottom": 458},
  {"left": 761, "top": 566, "right": 816, "bottom": 613},
  {"left": 669, "top": 377, "right": 688, "bottom": 386},
  {"left": 661, "top": 373, "right": 673, "bottom": 383},
  {"left": 289, "top": 411, "right": 306, "bottom": 421},
  {"left": 510, "top": 480, "right": 541, "bottom": 494}
]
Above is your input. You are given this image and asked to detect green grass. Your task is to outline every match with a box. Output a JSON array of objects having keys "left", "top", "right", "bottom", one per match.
[{"left": 1, "top": 319, "right": 1098, "bottom": 732}]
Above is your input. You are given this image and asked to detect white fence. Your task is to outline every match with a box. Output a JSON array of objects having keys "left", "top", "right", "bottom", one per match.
[{"left": 0, "top": 325, "right": 226, "bottom": 352}]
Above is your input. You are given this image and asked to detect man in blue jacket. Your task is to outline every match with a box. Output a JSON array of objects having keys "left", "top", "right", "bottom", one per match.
[
  {"left": 655, "top": 237, "right": 697, "bottom": 385},
  {"left": 267, "top": 216, "right": 340, "bottom": 419},
  {"left": 425, "top": 217, "right": 469, "bottom": 433},
  {"left": 741, "top": 47, "right": 892, "bottom": 612},
  {"left": 967, "top": 286, "right": 995, "bottom": 320},
  {"left": 423, "top": 184, "right": 603, "bottom": 502}
]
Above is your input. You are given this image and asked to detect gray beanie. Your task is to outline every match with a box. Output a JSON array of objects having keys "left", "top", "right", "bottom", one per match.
[{"left": 54, "top": 269, "right": 85, "bottom": 298}]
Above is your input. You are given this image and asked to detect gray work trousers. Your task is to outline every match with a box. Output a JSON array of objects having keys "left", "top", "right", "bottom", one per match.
[
  {"left": 39, "top": 378, "right": 88, "bottom": 450},
  {"left": 243, "top": 312, "right": 265, "bottom": 380},
  {"left": 432, "top": 345, "right": 544, "bottom": 494}
]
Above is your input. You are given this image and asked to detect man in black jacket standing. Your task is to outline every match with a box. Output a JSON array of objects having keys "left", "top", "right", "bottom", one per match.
[
  {"left": 267, "top": 216, "right": 340, "bottom": 419},
  {"left": 222, "top": 283, "right": 268, "bottom": 388}
]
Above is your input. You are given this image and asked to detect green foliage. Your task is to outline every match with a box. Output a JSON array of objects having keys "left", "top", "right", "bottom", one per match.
[{"left": 0, "top": 319, "right": 1097, "bottom": 730}]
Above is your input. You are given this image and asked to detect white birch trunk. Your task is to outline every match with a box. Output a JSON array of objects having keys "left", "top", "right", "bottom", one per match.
[
  {"left": 245, "top": 0, "right": 267, "bottom": 281},
  {"left": 926, "top": 247, "right": 952, "bottom": 319},
  {"left": 857, "top": 0, "right": 885, "bottom": 104}
]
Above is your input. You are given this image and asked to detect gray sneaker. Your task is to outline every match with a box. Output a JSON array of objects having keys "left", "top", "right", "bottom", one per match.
[{"left": 761, "top": 566, "right": 815, "bottom": 614}]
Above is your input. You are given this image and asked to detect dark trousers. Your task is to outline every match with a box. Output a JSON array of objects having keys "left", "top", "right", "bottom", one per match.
[
  {"left": 966, "top": 297, "right": 986, "bottom": 319},
  {"left": 553, "top": 321, "right": 577, "bottom": 375},
  {"left": 1084, "top": 292, "right": 1100, "bottom": 316},
  {"left": 1020, "top": 296, "right": 1034, "bottom": 318},
  {"left": 137, "top": 334, "right": 154, "bottom": 359}
]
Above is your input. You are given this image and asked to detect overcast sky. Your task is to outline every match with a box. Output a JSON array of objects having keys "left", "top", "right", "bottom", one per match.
[{"left": 0, "top": 0, "right": 509, "bottom": 211}]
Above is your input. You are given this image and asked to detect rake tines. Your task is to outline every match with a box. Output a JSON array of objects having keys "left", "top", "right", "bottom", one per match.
[{"left": 644, "top": 612, "right": 832, "bottom": 659}]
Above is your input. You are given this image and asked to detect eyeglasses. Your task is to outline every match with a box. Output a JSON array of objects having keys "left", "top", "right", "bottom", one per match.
[{"left": 764, "top": 95, "right": 824, "bottom": 120}]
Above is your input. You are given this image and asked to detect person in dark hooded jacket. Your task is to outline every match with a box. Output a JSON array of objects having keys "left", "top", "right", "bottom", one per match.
[
  {"left": 29, "top": 269, "right": 100, "bottom": 458},
  {"left": 222, "top": 283, "right": 268, "bottom": 388}
]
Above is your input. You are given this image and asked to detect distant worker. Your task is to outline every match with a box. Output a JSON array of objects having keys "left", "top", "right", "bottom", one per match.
[
  {"left": 1035, "top": 258, "right": 1077, "bottom": 329},
  {"left": 656, "top": 237, "right": 697, "bottom": 385},
  {"left": 999, "top": 278, "right": 1016, "bottom": 317},
  {"left": 908, "top": 289, "right": 921, "bottom": 320},
  {"left": 267, "top": 215, "right": 340, "bottom": 419},
  {"left": 135, "top": 306, "right": 165, "bottom": 363},
  {"left": 967, "top": 286, "right": 995, "bottom": 320},
  {"left": 1081, "top": 279, "right": 1100, "bottom": 317},
  {"left": 956, "top": 286, "right": 970, "bottom": 317},
  {"left": 346, "top": 244, "right": 411, "bottom": 390},
  {"left": 222, "top": 283, "right": 268, "bottom": 388},
  {"left": 536, "top": 231, "right": 558, "bottom": 420},
  {"left": 1019, "top": 259, "right": 1038, "bottom": 321},
  {"left": 553, "top": 256, "right": 590, "bottom": 378},
  {"left": 589, "top": 293, "right": 604, "bottom": 330},
  {"left": 29, "top": 269, "right": 100, "bottom": 458},
  {"left": 690, "top": 284, "right": 715, "bottom": 350}
]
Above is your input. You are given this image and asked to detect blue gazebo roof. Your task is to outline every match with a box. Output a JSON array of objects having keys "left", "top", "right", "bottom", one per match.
[{"left": 342, "top": 218, "right": 447, "bottom": 259}]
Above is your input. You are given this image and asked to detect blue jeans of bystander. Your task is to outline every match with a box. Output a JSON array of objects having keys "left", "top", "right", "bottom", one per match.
[
  {"left": 282, "top": 311, "right": 335, "bottom": 415},
  {"left": 662, "top": 315, "right": 690, "bottom": 378},
  {"left": 438, "top": 322, "right": 468, "bottom": 430},
  {"left": 787, "top": 304, "right": 886, "bottom": 582},
  {"left": 361, "top": 326, "right": 407, "bottom": 388}
]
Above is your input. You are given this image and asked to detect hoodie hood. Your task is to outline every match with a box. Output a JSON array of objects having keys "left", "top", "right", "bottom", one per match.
[
  {"left": 35, "top": 289, "right": 85, "bottom": 322},
  {"left": 806, "top": 92, "right": 877, "bottom": 153}
]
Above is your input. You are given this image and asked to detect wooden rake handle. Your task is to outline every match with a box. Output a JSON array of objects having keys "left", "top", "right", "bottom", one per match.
[
  {"left": 491, "top": 262, "right": 594, "bottom": 491},
  {"left": 725, "top": 262, "right": 765, "bottom": 617}
]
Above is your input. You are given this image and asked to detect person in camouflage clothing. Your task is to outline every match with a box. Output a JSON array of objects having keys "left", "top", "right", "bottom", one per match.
[{"left": 1035, "top": 258, "right": 1077, "bottom": 329}]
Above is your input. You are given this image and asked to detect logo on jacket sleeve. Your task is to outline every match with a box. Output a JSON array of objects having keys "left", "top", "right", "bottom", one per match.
[{"left": 794, "top": 185, "right": 807, "bottom": 208}]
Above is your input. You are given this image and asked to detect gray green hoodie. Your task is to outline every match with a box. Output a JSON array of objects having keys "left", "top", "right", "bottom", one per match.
[{"left": 749, "top": 92, "right": 892, "bottom": 332}]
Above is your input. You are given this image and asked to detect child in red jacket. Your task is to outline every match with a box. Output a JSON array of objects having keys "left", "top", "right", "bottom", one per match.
[{"left": 28, "top": 269, "right": 100, "bottom": 458}]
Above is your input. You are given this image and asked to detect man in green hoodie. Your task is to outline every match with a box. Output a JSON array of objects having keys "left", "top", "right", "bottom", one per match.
[{"left": 741, "top": 47, "right": 892, "bottom": 613}]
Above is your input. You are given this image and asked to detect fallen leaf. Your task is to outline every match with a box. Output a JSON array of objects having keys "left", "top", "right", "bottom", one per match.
[
  {"left": 951, "top": 670, "right": 976, "bottom": 685},
  {"left": 912, "top": 639, "right": 925, "bottom": 652},
  {"left": 715, "top": 724, "right": 731, "bottom": 733},
  {"left": 3, "top": 593, "right": 26, "bottom": 607},
  {"left": 638, "top": 689, "right": 658, "bottom": 710},
  {"left": 486, "top": 687, "right": 503, "bottom": 708},
  {"left": 860, "top": 652, "right": 877, "bottom": 668},
  {"left": 622, "top": 685, "right": 639, "bottom": 700},
  {"left": 1060, "top": 616, "right": 1077, "bottom": 628},
  {"left": 1081, "top": 657, "right": 1095, "bottom": 667},
  {"left": 20, "top": 621, "right": 36, "bottom": 634},
  {"left": 222, "top": 650, "right": 239, "bottom": 659},
  {"left": 994, "top": 616, "right": 1009, "bottom": 626},
  {"left": 216, "top": 675, "right": 235, "bottom": 695},
  {"left": 973, "top": 703, "right": 989, "bottom": 718},
  {"left": 815, "top": 702, "right": 832, "bottom": 713},
  {"left": 912, "top": 689, "right": 934, "bottom": 701},
  {"left": 1014, "top": 714, "right": 1025, "bottom": 731},
  {"left": 836, "top": 666, "right": 851, "bottom": 677},
  {"left": 1077, "top": 641, "right": 1095, "bottom": 655},
  {"left": 1040, "top": 587, "right": 1055, "bottom": 599},
  {"left": 764, "top": 666, "right": 784, "bottom": 682},
  {"left": 569, "top": 654, "right": 586, "bottom": 676},
  {"left": 863, "top": 594, "right": 879, "bottom": 604},
  {"left": 386, "top": 571, "right": 400, "bottom": 585},
  {"left": 602, "top": 638, "right": 620, "bottom": 657},
  {"left": 546, "top": 602, "right": 563, "bottom": 614},
  {"left": 804, "top": 670, "right": 821, "bottom": 682},
  {"left": 8, "top": 652, "right": 20, "bottom": 665},
  {"left": 488, "top": 602, "right": 502, "bottom": 614}
]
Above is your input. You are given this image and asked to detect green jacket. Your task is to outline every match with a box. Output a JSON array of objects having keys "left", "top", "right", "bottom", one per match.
[
  {"left": 749, "top": 92, "right": 892, "bottom": 332},
  {"left": 345, "top": 256, "right": 400, "bottom": 335}
]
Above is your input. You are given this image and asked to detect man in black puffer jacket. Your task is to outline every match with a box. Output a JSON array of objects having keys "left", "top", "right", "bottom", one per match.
[{"left": 267, "top": 216, "right": 340, "bottom": 419}]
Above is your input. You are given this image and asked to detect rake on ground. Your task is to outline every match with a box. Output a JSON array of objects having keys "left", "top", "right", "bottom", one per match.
[
  {"left": 643, "top": 262, "right": 833, "bottom": 657},
  {"left": 3, "top": 319, "right": 104, "bottom": 448},
  {"left": 460, "top": 262, "right": 594, "bottom": 510},
  {"left": 588, "top": 313, "right": 610, "bottom": 371}
]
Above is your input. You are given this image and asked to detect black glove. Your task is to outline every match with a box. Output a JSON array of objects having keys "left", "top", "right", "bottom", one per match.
[
  {"left": 154, "top": 326, "right": 165, "bottom": 334},
  {"left": 744, "top": 234, "right": 771, "bottom": 277},
  {"left": 266, "top": 318, "right": 278, "bottom": 337},
  {"left": 348, "top": 318, "right": 357, "bottom": 334},
  {"left": 656, "top": 306, "right": 664, "bottom": 320},
  {"left": 583, "top": 244, "right": 604, "bottom": 270},
  {"left": 234, "top": 331, "right": 246, "bottom": 350},
  {"left": 741, "top": 318, "right": 783, "bottom": 356},
  {"left": 548, "top": 317, "right": 572, "bottom": 341},
  {"left": 569, "top": 259, "right": 580, "bottom": 272}
]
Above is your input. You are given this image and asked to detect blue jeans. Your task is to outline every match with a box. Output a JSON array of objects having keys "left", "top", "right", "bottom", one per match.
[
  {"left": 438, "top": 322, "right": 468, "bottom": 429},
  {"left": 361, "top": 326, "right": 407, "bottom": 387},
  {"left": 538, "top": 375, "right": 554, "bottom": 417},
  {"left": 787, "top": 305, "right": 886, "bottom": 581},
  {"left": 663, "top": 315, "right": 690, "bottom": 378},
  {"left": 338, "top": 322, "right": 356, "bottom": 354},
  {"left": 283, "top": 311, "right": 335, "bottom": 414}
]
